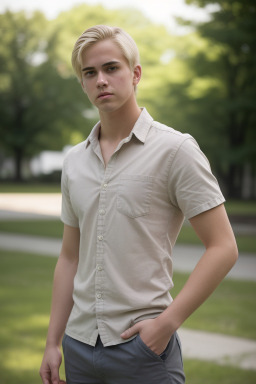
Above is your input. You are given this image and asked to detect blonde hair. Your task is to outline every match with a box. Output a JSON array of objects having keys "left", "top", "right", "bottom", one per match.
[{"left": 72, "top": 25, "right": 140, "bottom": 81}]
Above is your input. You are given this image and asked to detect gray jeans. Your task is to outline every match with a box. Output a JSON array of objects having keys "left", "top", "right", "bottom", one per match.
[{"left": 62, "top": 332, "right": 185, "bottom": 384}]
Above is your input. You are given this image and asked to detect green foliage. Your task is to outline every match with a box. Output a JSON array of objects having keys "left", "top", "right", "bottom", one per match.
[
  {"left": 0, "top": 10, "right": 94, "bottom": 180},
  {"left": 50, "top": 4, "right": 172, "bottom": 117},
  {"left": 0, "top": 5, "right": 174, "bottom": 181},
  {"left": 1, "top": 2, "right": 255, "bottom": 198},
  {"left": 177, "top": 0, "right": 256, "bottom": 198}
]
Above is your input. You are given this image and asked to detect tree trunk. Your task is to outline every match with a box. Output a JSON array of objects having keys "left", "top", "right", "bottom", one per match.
[
  {"left": 226, "top": 162, "right": 244, "bottom": 199},
  {"left": 14, "top": 147, "right": 23, "bottom": 182}
]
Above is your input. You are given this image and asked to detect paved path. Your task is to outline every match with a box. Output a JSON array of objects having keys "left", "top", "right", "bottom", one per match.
[
  {"left": 0, "top": 193, "right": 61, "bottom": 217},
  {"left": 179, "top": 329, "right": 256, "bottom": 370},
  {"left": 0, "top": 232, "right": 255, "bottom": 281},
  {"left": 0, "top": 193, "right": 256, "bottom": 371},
  {"left": 173, "top": 244, "right": 256, "bottom": 282},
  {"left": 1, "top": 232, "right": 256, "bottom": 370}
]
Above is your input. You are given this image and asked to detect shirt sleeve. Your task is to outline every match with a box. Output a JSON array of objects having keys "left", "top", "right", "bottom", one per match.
[
  {"left": 61, "top": 156, "right": 79, "bottom": 227},
  {"left": 168, "top": 137, "right": 225, "bottom": 219}
]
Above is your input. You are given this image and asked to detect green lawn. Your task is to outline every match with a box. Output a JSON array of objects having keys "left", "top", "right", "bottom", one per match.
[
  {"left": 172, "top": 272, "right": 256, "bottom": 340},
  {"left": 0, "top": 186, "right": 255, "bottom": 253},
  {"left": 0, "top": 183, "right": 61, "bottom": 193},
  {"left": 225, "top": 200, "right": 256, "bottom": 215},
  {"left": 184, "top": 360, "right": 256, "bottom": 384},
  {"left": 0, "top": 218, "right": 255, "bottom": 253},
  {"left": 0, "top": 219, "right": 64, "bottom": 238},
  {"left": 0, "top": 250, "right": 256, "bottom": 384},
  {"left": 0, "top": 251, "right": 65, "bottom": 384},
  {"left": 177, "top": 224, "right": 256, "bottom": 254}
]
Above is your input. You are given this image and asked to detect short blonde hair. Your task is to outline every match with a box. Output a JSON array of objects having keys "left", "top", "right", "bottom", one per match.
[{"left": 72, "top": 25, "right": 140, "bottom": 81}]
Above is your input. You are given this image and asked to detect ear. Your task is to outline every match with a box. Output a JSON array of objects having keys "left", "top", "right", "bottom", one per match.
[
  {"left": 133, "top": 64, "right": 142, "bottom": 86},
  {"left": 81, "top": 79, "right": 87, "bottom": 95}
]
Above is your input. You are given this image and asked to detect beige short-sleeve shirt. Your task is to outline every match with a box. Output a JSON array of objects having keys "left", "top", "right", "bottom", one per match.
[{"left": 61, "top": 108, "right": 225, "bottom": 347}]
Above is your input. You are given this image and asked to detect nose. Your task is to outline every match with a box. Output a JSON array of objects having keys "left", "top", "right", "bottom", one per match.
[{"left": 96, "top": 72, "right": 108, "bottom": 88}]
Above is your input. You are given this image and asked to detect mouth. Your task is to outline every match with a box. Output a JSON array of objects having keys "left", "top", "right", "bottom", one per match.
[{"left": 97, "top": 92, "right": 113, "bottom": 100}]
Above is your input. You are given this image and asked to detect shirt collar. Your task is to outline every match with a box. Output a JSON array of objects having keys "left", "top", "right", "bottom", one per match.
[
  {"left": 86, "top": 121, "right": 101, "bottom": 149},
  {"left": 85, "top": 107, "right": 153, "bottom": 149},
  {"left": 131, "top": 108, "right": 153, "bottom": 143}
]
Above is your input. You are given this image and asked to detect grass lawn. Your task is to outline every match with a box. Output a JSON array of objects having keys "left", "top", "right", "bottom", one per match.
[
  {"left": 171, "top": 272, "right": 256, "bottom": 340},
  {"left": 0, "top": 250, "right": 65, "bottom": 384},
  {"left": 177, "top": 224, "right": 256, "bottom": 254},
  {"left": 0, "top": 219, "right": 64, "bottom": 238},
  {"left": 0, "top": 218, "right": 255, "bottom": 253},
  {"left": 225, "top": 200, "right": 256, "bottom": 215},
  {"left": 0, "top": 184, "right": 255, "bottom": 211},
  {"left": 0, "top": 250, "right": 256, "bottom": 383},
  {"left": 184, "top": 360, "right": 256, "bottom": 383},
  {"left": 0, "top": 183, "right": 61, "bottom": 193}
]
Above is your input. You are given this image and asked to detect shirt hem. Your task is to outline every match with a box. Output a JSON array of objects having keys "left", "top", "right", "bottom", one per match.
[
  {"left": 186, "top": 196, "right": 225, "bottom": 220},
  {"left": 64, "top": 328, "right": 136, "bottom": 347},
  {"left": 60, "top": 215, "right": 79, "bottom": 228}
]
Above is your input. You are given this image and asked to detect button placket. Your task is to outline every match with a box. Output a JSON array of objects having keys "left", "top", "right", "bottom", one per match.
[
  {"left": 95, "top": 163, "right": 114, "bottom": 335},
  {"left": 97, "top": 264, "right": 103, "bottom": 271}
]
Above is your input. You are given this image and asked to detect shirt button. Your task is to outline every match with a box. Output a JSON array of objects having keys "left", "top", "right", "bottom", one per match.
[
  {"left": 97, "top": 264, "right": 103, "bottom": 271},
  {"left": 96, "top": 293, "right": 102, "bottom": 299},
  {"left": 99, "top": 209, "right": 106, "bottom": 215},
  {"left": 97, "top": 235, "right": 103, "bottom": 241},
  {"left": 102, "top": 183, "right": 108, "bottom": 189}
]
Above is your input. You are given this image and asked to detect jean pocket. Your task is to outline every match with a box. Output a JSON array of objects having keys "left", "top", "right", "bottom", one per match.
[
  {"left": 136, "top": 334, "right": 163, "bottom": 362},
  {"left": 62, "top": 333, "right": 68, "bottom": 353},
  {"left": 175, "top": 332, "right": 184, "bottom": 366},
  {"left": 116, "top": 174, "right": 154, "bottom": 218}
]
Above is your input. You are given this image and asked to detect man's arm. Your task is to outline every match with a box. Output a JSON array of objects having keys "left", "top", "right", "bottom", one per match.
[
  {"left": 40, "top": 224, "right": 80, "bottom": 384},
  {"left": 121, "top": 204, "right": 238, "bottom": 354}
]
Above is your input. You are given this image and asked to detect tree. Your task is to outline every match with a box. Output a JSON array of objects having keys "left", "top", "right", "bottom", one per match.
[
  {"left": 0, "top": 6, "right": 177, "bottom": 181},
  {"left": 0, "top": 11, "right": 92, "bottom": 181},
  {"left": 175, "top": 0, "right": 256, "bottom": 198},
  {"left": 50, "top": 3, "right": 173, "bottom": 115}
]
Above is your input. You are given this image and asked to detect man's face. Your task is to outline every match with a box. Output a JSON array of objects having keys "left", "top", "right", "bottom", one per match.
[{"left": 80, "top": 39, "right": 141, "bottom": 113}]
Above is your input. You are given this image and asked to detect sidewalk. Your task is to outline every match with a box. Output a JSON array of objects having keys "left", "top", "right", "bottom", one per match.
[
  {"left": 0, "top": 232, "right": 255, "bottom": 281},
  {"left": 0, "top": 193, "right": 256, "bottom": 370},
  {"left": 1, "top": 232, "right": 256, "bottom": 370},
  {"left": 0, "top": 193, "right": 61, "bottom": 217},
  {"left": 179, "top": 329, "right": 256, "bottom": 370}
]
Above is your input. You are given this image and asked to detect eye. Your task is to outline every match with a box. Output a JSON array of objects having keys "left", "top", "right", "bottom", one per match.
[
  {"left": 107, "top": 65, "right": 118, "bottom": 72},
  {"left": 84, "top": 70, "right": 95, "bottom": 78}
]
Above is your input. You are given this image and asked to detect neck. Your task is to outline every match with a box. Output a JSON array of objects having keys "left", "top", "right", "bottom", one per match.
[{"left": 99, "top": 101, "right": 141, "bottom": 143}]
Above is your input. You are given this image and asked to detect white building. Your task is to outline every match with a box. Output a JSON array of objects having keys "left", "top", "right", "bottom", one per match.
[{"left": 30, "top": 146, "right": 72, "bottom": 176}]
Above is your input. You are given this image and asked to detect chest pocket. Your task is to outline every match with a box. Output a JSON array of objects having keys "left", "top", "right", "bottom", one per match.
[{"left": 116, "top": 174, "right": 154, "bottom": 218}]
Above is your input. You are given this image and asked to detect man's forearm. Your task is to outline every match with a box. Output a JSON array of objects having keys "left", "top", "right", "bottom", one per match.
[
  {"left": 46, "top": 256, "right": 78, "bottom": 347},
  {"left": 158, "top": 244, "right": 238, "bottom": 334},
  {"left": 121, "top": 243, "right": 238, "bottom": 355}
]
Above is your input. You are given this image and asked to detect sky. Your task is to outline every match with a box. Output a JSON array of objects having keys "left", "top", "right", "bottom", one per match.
[{"left": 0, "top": 0, "right": 217, "bottom": 34}]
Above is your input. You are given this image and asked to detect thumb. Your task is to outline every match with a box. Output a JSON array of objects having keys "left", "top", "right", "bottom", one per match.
[{"left": 121, "top": 324, "right": 140, "bottom": 340}]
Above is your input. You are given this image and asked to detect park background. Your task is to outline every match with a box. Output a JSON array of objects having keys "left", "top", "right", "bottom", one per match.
[{"left": 0, "top": 0, "right": 256, "bottom": 383}]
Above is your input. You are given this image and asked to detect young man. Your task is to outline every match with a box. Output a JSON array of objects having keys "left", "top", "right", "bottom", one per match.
[{"left": 40, "top": 25, "right": 238, "bottom": 384}]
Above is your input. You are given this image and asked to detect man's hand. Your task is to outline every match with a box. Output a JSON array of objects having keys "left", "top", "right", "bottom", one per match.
[
  {"left": 121, "top": 318, "right": 173, "bottom": 356},
  {"left": 39, "top": 345, "right": 62, "bottom": 384}
]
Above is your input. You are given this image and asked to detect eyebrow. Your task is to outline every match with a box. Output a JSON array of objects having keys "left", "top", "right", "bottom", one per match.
[{"left": 82, "top": 61, "right": 120, "bottom": 72}]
